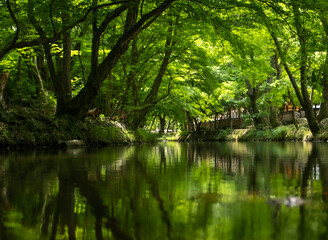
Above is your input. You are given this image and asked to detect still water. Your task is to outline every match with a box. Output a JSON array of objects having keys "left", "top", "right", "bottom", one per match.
[{"left": 1, "top": 142, "right": 328, "bottom": 240}]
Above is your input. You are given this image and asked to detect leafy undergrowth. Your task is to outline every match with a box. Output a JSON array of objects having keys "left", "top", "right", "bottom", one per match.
[
  {"left": 179, "top": 124, "right": 314, "bottom": 142},
  {"left": 133, "top": 128, "right": 159, "bottom": 143},
  {"left": 159, "top": 131, "right": 181, "bottom": 141}
]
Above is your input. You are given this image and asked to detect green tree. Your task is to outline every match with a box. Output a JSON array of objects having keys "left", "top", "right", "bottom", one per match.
[
  {"left": 56, "top": 0, "right": 177, "bottom": 119},
  {"left": 252, "top": 0, "right": 323, "bottom": 134}
]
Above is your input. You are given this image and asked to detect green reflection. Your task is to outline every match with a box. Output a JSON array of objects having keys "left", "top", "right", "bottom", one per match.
[{"left": 1, "top": 142, "right": 328, "bottom": 239}]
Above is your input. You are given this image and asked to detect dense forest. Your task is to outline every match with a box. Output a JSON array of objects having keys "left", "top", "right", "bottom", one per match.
[{"left": 1, "top": 0, "right": 328, "bottom": 139}]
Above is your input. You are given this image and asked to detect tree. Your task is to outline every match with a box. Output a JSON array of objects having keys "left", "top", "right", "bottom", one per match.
[
  {"left": 251, "top": 0, "right": 323, "bottom": 134},
  {"left": 56, "top": 0, "right": 177, "bottom": 119}
]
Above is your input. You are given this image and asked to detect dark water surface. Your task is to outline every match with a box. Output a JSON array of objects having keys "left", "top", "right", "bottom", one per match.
[{"left": 1, "top": 142, "right": 328, "bottom": 240}]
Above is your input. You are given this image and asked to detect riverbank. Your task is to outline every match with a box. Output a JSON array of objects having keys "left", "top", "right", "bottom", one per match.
[
  {"left": 2, "top": 107, "right": 328, "bottom": 149},
  {"left": 179, "top": 119, "right": 328, "bottom": 142},
  {"left": 0, "top": 107, "right": 160, "bottom": 149}
]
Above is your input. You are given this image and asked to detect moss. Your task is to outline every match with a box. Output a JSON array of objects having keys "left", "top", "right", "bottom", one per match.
[
  {"left": 87, "top": 124, "right": 110, "bottom": 145},
  {"left": 9, "top": 125, "right": 36, "bottom": 147},
  {"left": 84, "top": 119, "right": 133, "bottom": 145},
  {"left": 0, "top": 107, "right": 135, "bottom": 148},
  {"left": 294, "top": 126, "right": 312, "bottom": 141}
]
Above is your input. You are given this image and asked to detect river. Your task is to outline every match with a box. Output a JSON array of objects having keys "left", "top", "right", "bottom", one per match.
[{"left": 0, "top": 142, "right": 328, "bottom": 240}]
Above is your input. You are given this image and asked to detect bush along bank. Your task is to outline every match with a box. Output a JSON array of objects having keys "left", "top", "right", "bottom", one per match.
[
  {"left": 179, "top": 125, "right": 313, "bottom": 142},
  {"left": 179, "top": 118, "right": 328, "bottom": 142}
]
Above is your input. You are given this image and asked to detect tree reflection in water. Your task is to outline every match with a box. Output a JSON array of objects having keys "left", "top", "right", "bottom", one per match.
[{"left": 0, "top": 142, "right": 328, "bottom": 239}]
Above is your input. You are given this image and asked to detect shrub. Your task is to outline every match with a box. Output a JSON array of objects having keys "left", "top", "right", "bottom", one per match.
[
  {"left": 134, "top": 128, "right": 159, "bottom": 143},
  {"left": 215, "top": 129, "right": 232, "bottom": 141},
  {"left": 271, "top": 126, "right": 290, "bottom": 141}
]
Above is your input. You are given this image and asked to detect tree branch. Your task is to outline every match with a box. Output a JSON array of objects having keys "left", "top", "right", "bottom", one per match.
[{"left": 0, "top": 1, "right": 129, "bottom": 61}]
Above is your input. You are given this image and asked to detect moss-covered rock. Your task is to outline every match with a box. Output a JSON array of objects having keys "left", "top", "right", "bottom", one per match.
[
  {"left": 295, "top": 126, "right": 313, "bottom": 141},
  {"left": 0, "top": 107, "right": 134, "bottom": 149}
]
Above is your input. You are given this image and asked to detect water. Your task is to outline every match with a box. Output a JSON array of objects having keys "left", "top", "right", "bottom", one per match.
[{"left": 1, "top": 142, "right": 328, "bottom": 240}]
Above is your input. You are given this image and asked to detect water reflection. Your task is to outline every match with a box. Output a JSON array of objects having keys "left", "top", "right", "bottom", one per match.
[{"left": 1, "top": 142, "right": 328, "bottom": 239}]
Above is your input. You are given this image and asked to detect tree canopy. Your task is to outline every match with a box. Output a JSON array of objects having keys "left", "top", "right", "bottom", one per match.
[{"left": 1, "top": 0, "right": 328, "bottom": 135}]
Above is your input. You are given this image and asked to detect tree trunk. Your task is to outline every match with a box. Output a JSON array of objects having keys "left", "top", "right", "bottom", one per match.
[
  {"left": 318, "top": 57, "right": 328, "bottom": 122},
  {"left": 186, "top": 112, "right": 194, "bottom": 132},
  {"left": 58, "top": 10, "right": 73, "bottom": 108},
  {"left": 229, "top": 109, "right": 233, "bottom": 129},
  {"left": 120, "top": 38, "right": 139, "bottom": 114},
  {"left": 257, "top": 2, "right": 320, "bottom": 134},
  {"left": 287, "top": 87, "right": 298, "bottom": 126},
  {"left": 32, "top": 56, "right": 46, "bottom": 96},
  {"left": 167, "top": 119, "right": 173, "bottom": 132},
  {"left": 269, "top": 107, "right": 280, "bottom": 127},
  {"left": 0, "top": 72, "right": 9, "bottom": 110},
  {"left": 290, "top": 3, "right": 319, "bottom": 134},
  {"left": 271, "top": 31, "right": 320, "bottom": 134},
  {"left": 105, "top": 74, "right": 112, "bottom": 117},
  {"left": 159, "top": 114, "right": 166, "bottom": 134},
  {"left": 269, "top": 53, "right": 281, "bottom": 128},
  {"left": 245, "top": 80, "right": 263, "bottom": 128},
  {"left": 129, "top": 18, "right": 176, "bottom": 129},
  {"left": 148, "top": 116, "right": 156, "bottom": 132},
  {"left": 28, "top": 0, "right": 72, "bottom": 111}
]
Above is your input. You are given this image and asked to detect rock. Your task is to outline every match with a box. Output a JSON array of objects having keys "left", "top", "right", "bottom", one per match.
[
  {"left": 283, "top": 196, "right": 305, "bottom": 207},
  {"left": 268, "top": 196, "right": 306, "bottom": 207},
  {"left": 320, "top": 118, "right": 328, "bottom": 129},
  {"left": 294, "top": 111, "right": 301, "bottom": 118},
  {"left": 296, "top": 118, "right": 308, "bottom": 126},
  {"left": 58, "top": 140, "right": 86, "bottom": 148},
  {"left": 112, "top": 121, "right": 127, "bottom": 131}
]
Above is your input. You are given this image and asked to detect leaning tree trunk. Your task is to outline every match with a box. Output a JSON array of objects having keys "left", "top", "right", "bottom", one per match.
[
  {"left": 293, "top": 3, "right": 319, "bottom": 134},
  {"left": 271, "top": 33, "right": 320, "bottom": 135},
  {"left": 0, "top": 72, "right": 9, "bottom": 110},
  {"left": 56, "top": 0, "right": 176, "bottom": 119},
  {"left": 159, "top": 114, "right": 166, "bottom": 134},
  {"left": 258, "top": 3, "right": 320, "bottom": 135},
  {"left": 318, "top": 59, "right": 328, "bottom": 122},
  {"left": 130, "top": 17, "right": 176, "bottom": 129}
]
